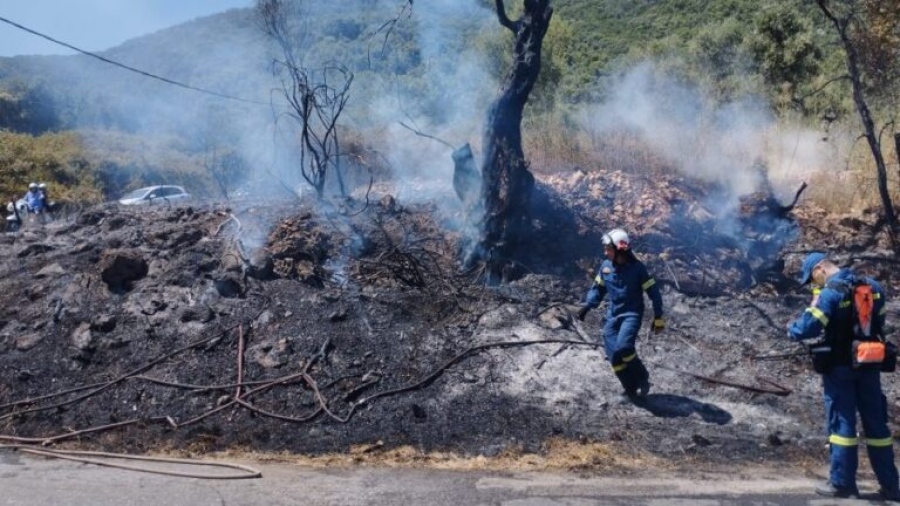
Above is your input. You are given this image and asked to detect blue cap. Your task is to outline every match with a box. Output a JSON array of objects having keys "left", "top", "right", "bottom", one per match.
[{"left": 798, "top": 252, "right": 826, "bottom": 285}]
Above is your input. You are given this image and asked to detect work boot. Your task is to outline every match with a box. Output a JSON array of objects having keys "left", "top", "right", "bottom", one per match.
[
  {"left": 877, "top": 488, "right": 900, "bottom": 502},
  {"left": 618, "top": 390, "right": 638, "bottom": 405},
  {"left": 619, "top": 389, "right": 650, "bottom": 406},
  {"left": 637, "top": 378, "right": 651, "bottom": 398},
  {"left": 814, "top": 481, "right": 858, "bottom": 499}
]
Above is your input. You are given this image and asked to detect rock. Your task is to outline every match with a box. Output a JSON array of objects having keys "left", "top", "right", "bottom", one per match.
[
  {"left": 16, "top": 243, "right": 54, "bottom": 258},
  {"left": 34, "top": 263, "right": 66, "bottom": 278},
  {"left": 253, "top": 310, "right": 274, "bottom": 330},
  {"left": 71, "top": 322, "right": 94, "bottom": 350},
  {"left": 90, "top": 314, "right": 117, "bottom": 332},
  {"left": 247, "top": 338, "right": 290, "bottom": 369},
  {"left": 178, "top": 306, "right": 213, "bottom": 323},
  {"left": 15, "top": 333, "right": 43, "bottom": 351},
  {"left": 538, "top": 307, "right": 567, "bottom": 330}
]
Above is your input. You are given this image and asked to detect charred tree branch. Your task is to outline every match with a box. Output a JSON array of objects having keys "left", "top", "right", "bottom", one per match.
[{"left": 656, "top": 364, "right": 792, "bottom": 396}]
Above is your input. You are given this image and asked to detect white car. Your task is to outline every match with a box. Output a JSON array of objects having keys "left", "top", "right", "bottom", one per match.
[{"left": 118, "top": 185, "right": 191, "bottom": 206}]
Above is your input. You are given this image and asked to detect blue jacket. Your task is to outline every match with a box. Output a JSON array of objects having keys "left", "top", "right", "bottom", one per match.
[
  {"left": 584, "top": 257, "right": 663, "bottom": 319},
  {"left": 24, "top": 189, "right": 44, "bottom": 212},
  {"left": 788, "top": 269, "right": 887, "bottom": 366}
]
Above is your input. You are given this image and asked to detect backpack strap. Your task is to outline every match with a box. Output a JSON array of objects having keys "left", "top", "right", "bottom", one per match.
[{"left": 821, "top": 278, "right": 859, "bottom": 343}]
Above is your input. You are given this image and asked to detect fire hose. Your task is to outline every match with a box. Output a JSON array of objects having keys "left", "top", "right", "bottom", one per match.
[{"left": 0, "top": 444, "right": 262, "bottom": 479}]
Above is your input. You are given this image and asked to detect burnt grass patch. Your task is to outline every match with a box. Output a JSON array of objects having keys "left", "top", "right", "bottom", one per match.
[{"left": 0, "top": 171, "right": 898, "bottom": 472}]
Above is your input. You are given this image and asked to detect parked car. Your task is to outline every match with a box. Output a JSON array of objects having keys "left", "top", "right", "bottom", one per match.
[{"left": 118, "top": 185, "right": 191, "bottom": 206}]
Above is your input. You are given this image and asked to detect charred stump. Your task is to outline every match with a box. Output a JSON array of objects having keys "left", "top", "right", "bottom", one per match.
[{"left": 469, "top": 0, "right": 552, "bottom": 284}]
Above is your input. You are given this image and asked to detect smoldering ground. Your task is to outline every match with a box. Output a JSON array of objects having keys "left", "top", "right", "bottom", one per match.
[
  {"left": 1, "top": 2, "right": 895, "bottom": 473},
  {"left": 0, "top": 159, "right": 895, "bottom": 471}
]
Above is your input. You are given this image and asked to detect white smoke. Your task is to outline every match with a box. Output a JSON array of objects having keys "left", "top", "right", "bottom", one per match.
[
  {"left": 577, "top": 62, "right": 826, "bottom": 207},
  {"left": 350, "top": 0, "right": 496, "bottom": 210}
]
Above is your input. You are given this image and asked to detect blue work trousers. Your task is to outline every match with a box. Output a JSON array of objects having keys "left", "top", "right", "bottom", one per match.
[
  {"left": 823, "top": 366, "right": 899, "bottom": 494},
  {"left": 602, "top": 312, "right": 648, "bottom": 393}
]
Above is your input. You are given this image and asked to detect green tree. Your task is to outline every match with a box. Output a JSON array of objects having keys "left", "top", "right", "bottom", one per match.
[
  {"left": 749, "top": 4, "right": 823, "bottom": 112},
  {"left": 0, "top": 80, "right": 59, "bottom": 135},
  {"left": 0, "top": 131, "right": 101, "bottom": 204}
]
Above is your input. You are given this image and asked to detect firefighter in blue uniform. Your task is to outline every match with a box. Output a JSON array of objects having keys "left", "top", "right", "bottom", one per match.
[
  {"left": 576, "top": 228, "right": 664, "bottom": 400},
  {"left": 788, "top": 251, "right": 900, "bottom": 500}
]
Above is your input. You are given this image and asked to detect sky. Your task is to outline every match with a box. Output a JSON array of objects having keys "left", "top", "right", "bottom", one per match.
[{"left": 0, "top": 0, "right": 251, "bottom": 57}]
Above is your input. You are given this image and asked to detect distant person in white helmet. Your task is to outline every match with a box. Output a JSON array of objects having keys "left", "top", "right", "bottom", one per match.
[
  {"left": 23, "top": 182, "right": 44, "bottom": 214},
  {"left": 576, "top": 228, "right": 665, "bottom": 401},
  {"left": 37, "top": 183, "right": 54, "bottom": 213}
]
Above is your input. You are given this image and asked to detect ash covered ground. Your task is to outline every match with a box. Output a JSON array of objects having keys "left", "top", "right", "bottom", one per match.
[{"left": 0, "top": 167, "right": 898, "bottom": 472}]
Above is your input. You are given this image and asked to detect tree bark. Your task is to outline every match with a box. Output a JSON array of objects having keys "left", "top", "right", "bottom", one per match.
[
  {"left": 474, "top": 0, "right": 553, "bottom": 284},
  {"left": 895, "top": 132, "right": 900, "bottom": 182}
]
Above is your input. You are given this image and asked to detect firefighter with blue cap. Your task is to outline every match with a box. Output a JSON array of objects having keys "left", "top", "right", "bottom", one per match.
[
  {"left": 576, "top": 228, "right": 664, "bottom": 401},
  {"left": 788, "top": 251, "right": 899, "bottom": 500}
]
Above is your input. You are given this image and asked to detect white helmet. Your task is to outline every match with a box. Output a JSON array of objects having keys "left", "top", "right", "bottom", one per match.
[
  {"left": 603, "top": 228, "right": 630, "bottom": 250},
  {"left": 38, "top": 183, "right": 46, "bottom": 189},
  {"left": 28, "top": 182, "right": 37, "bottom": 190}
]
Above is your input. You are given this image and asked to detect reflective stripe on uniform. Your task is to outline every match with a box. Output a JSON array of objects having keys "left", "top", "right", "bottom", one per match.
[
  {"left": 612, "top": 353, "right": 636, "bottom": 372},
  {"left": 594, "top": 275, "right": 605, "bottom": 287},
  {"left": 806, "top": 307, "right": 829, "bottom": 326},
  {"left": 880, "top": 306, "right": 888, "bottom": 315},
  {"left": 874, "top": 293, "right": 882, "bottom": 300},
  {"left": 867, "top": 437, "right": 893, "bottom": 448},
  {"left": 839, "top": 300, "right": 851, "bottom": 308},
  {"left": 642, "top": 278, "right": 656, "bottom": 291},
  {"left": 829, "top": 434, "right": 858, "bottom": 446}
]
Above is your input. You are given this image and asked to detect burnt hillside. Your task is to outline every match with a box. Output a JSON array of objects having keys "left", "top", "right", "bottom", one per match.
[{"left": 0, "top": 167, "right": 897, "bottom": 470}]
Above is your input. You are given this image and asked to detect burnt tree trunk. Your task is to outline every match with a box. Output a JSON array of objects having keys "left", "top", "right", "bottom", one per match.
[
  {"left": 475, "top": 0, "right": 553, "bottom": 284},
  {"left": 895, "top": 133, "right": 900, "bottom": 181}
]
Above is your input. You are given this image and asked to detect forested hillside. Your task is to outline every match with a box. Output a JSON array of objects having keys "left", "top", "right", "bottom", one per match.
[
  {"left": 0, "top": 0, "right": 844, "bottom": 130},
  {"left": 0, "top": 0, "right": 895, "bottom": 211}
]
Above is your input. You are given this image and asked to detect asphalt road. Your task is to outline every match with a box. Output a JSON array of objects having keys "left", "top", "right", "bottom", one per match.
[{"left": 0, "top": 449, "right": 890, "bottom": 505}]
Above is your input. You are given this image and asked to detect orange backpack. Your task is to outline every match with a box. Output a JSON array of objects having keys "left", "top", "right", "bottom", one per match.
[
  {"left": 847, "top": 281, "right": 892, "bottom": 369},
  {"left": 852, "top": 282, "right": 875, "bottom": 340}
]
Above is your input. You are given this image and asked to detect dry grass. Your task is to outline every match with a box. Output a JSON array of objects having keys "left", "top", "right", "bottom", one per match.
[
  {"left": 523, "top": 117, "right": 595, "bottom": 173},
  {"left": 521, "top": 114, "right": 900, "bottom": 216},
  {"left": 167, "top": 438, "right": 668, "bottom": 473},
  {"left": 523, "top": 118, "right": 672, "bottom": 178}
]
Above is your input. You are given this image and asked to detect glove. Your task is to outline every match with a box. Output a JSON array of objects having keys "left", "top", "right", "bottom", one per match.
[
  {"left": 576, "top": 306, "right": 590, "bottom": 321},
  {"left": 652, "top": 318, "right": 665, "bottom": 333}
]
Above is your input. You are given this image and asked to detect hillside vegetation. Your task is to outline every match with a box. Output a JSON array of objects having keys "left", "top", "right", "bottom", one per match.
[{"left": 0, "top": 0, "right": 895, "bottom": 210}]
